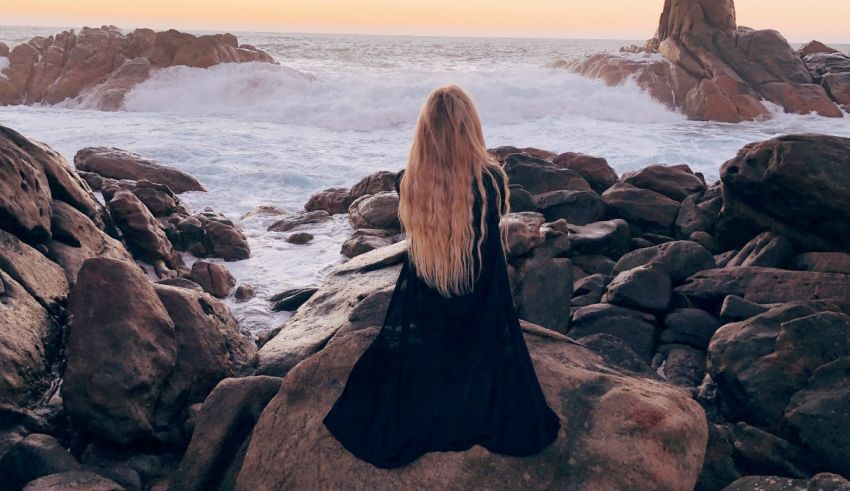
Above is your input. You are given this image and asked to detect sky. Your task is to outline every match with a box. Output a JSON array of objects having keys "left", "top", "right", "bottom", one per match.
[{"left": 3, "top": 0, "right": 850, "bottom": 43}]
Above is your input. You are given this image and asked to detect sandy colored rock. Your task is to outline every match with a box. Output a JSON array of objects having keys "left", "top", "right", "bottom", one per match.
[{"left": 0, "top": 229, "right": 68, "bottom": 308}]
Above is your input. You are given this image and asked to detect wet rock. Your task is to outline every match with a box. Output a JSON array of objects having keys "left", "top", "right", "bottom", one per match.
[
  {"left": 267, "top": 210, "right": 330, "bottom": 233},
  {"left": 660, "top": 308, "right": 720, "bottom": 349},
  {"left": 341, "top": 232, "right": 393, "bottom": 258},
  {"left": 64, "top": 257, "right": 177, "bottom": 445},
  {"left": 621, "top": 164, "right": 706, "bottom": 202},
  {"left": 349, "top": 171, "right": 398, "bottom": 201},
  {"left": 156, "top": 278, "right": 203, "bottom": 292},
  {"left": 503, "top": 212, "right": 545, "bottom": 259},
  {"left": 717, "top": 134, "right": 850, "bottom": 252},
  {"left": 510, "top": 254, "right": 572, "bottom": 334},
  {"left": 552, "top": 152, "right": 618, "bottom": 193},
  {"left": 284, "top": 232, "right": 313, "bottom": 245},
  {"left": 612, "top": 240, "right": 715, "bottom": 283},
  {"left": 602, "top": 182, "right": 681, "bottom": 234},
  {"left": 725, "top": 231, "right": 794, "bottom": 268},
  {"left": 676, "top": 267, "right": 850, "bottom": 311},
  {"left": 0, "top": 434, "right": 81, "bottom": 490},
  {"left": 569, "top": 303, "right": 657, "bottom": 362},
  {"left": 189, "top": 261, "right": 235, "bottom": 298},
  {"left": 503, "top": 153, "right": 591, "bottom": 195},
  {"left": 75, "top": 147, "right": 205, "bottom": 193},
  {"left": 237, "top": 322, "right": 706, "bottom": 491},
  {"left": 304, "top": 187, "right": 352, "bottom": 215},
  {"left": 708, "top": 304, "right": 850, "bottom": 429},
  {"left": 23, "top": 471, "right": 124, "bottom": 491},
  {"left": 177, "top": 211, "right": 250, "bottom": 261},
  {"left": 602, "top": 265, "right": 672, "bottom": 314},
  {"left": 171, "top": 377, "right": 281, "bottom": 491},
  {"left": 790, "top": 252, "right": 850, "bottom": 274},
  {"left": 107, "top": 190, "right": 184, "bottom": 274},
  {"left": 348, "top": 192, "right": 400, "bottom": 230},
  {"left": 269, "top": 287, "right": 318, "bottom": 313},
  {"left": 0, "top": 271, "right": 57, "bottom": 407},
  {"left": 533, "top": 190, "right": 605, "bottom": 225},
  {"left": 234, "top": 284, "right": 255, "bottom": 302},
  {"left": 565, "top": 219, "right": 631, "bottom": 259}
]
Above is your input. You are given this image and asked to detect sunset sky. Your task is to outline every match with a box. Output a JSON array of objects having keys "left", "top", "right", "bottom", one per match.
[{"left": 3, "top": 0, "right": 850, "bottom": 43}]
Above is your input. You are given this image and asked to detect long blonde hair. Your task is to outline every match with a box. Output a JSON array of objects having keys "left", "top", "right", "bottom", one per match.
[{"left": 398, "top": 85, "right": 510, "bottom": 297}]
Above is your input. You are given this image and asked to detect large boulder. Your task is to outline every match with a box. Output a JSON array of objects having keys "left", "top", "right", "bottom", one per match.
[
  {"left": 602, "top": 265, "right": 672, "bottom": 314},
  {"left": 0, "top": 229, "right": 68, "bottom": 308},
  {"left": 503, "top": 154, "right": 592, "bottom": 196},
  {"left": 107, "top": 189, "right": 184, "bottom": 274},
  {"left": 0, "top": 129, "right": 52, "bottom": 241},
  {"left": 75, "top": 147, "right": 205, "bottom": 194},
  {"left": 565, "top": 219, "right": 631, "bottom": 259},
  {"left": 533, "top": 190, "right": 605, "bottom": 225},
  {"left": 612, "top": 240, "right": 715, "bottom": 283},
  {"left": 237, "top": 329, "right": 706, "bottom": 490},
  {"left": 551, "top": 152, "right": 618, "bottom": 193},
  {"left": 621, "top": 164, "right": 706, "bottom": 202},
  {"left": 510, "top": 254, "right": 572, "bottom": 333},
  {"left": 348, "top": 192, "right": 400, "bottom": 230},
  {"left": 304, "top": 187, "right": 353, "bottom": 215},
  {"left": 602, "top": 182, "right": 681, "bottom": 234},
  {"left": 175, "top": 211, "right": 250, "bottom": 261},
  {"left": 189, "top": 261, "right": 235, "bottom": 298},
  {"left": 569, "top": 303, "right": 658, "bottom": 362},
  {"left": 349, "top": 170, "right": 398, "bottom": 201},
  {"left": 0, "top": 433, "right": 81, "bottom": 490},
  {"left": 717, "top": 134, "right": 850, "bottom": 252}
]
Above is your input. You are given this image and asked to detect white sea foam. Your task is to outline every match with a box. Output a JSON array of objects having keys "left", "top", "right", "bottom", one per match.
[
  {"left": 2, "top": 30, "right": 850, "bottom": 333},
  {"left": 0, "top": 56, "right": 9, "bottom": 77}
]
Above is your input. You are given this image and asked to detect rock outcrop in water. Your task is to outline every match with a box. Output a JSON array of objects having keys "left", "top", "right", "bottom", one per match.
[
  {"left": 4, "top": 122, "right": 850, "bottom": 489},
  {"left": 0, "top": 26, "right": 275, "bottom": 110},
  {"left": 567, "top": 0, "right": 846, "bottom": 122}
]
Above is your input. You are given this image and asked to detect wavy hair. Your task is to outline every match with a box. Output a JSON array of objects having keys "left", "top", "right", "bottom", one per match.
[{"left": 398, "top": 85, "right": 509, "bottom": 297}]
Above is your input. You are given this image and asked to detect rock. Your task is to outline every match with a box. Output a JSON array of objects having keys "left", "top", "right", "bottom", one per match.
[
  {"left": 689, "top": 231, "right": 719, "bottom": 253},
  {"left": 304, "top": 187, "right": 352, "bottom": 215},
  {"left": 661, "top": 308, "right": 720, "bottom": 349},
  {"left": 676, "top": 184, "right": 723, "bottom": 238},
  {"left": 552, "top": 152, "right": 618, "bottom": 193},
  {"left": 284, "top": 232, "right": 313, "bottom": 245},
  {"left": 234, "top": 284, "right": 255, "bottom": 302},
  {"left": 46, "top": 201, "right": 133, "bottom": 284},
  {"left": 0, "top": 128, "right": 52, "bottom": 241},
  {"left": 237, "top": 319, "right": 706, "bottom": 490},
  {"left": 349, "top": 171, "right": 397, "bottom": 200},
  {"left": 790, "top": 252, "right": 850, "bottom": 274},
  {"left": 621, "top": 164, "right": 706, "bottom": 202},
  {"left": 341, "top": 233, "right": 393, "bottom": 258},
  {"left": 269, "top": 287, "right": 318, "bottom": 312},
  {"left": 176, "top": 211, "right": 250, "bottom": 260},
  {"left": 566, "top": 219, "right": 631, "bottom": 259},
  {"left": 348, "top": 192, "right": 400, "bottom": 230},
  {"left": 676, "top": 267, "right": 850, "bottom": 311},
  {"left": 502, "top": 212, "right": 545, "bottom": 259},
  {"left": 659, "top": 344, "right": 705, "bottom": 387},
  {"left": 239, "top": 205, "right": 287, "bottom": 222},
  {"left": 189, "top": 261, "right": 235, "bottom": 298},
  {"left": 75, "top": 147, "right": 205, "bottom": 193},
  {"left": 569, "top": 303, "right": 657, "bottom": 362},
  {"left": 727, "top": 422, "right": 816, "bottom": 481},
  {"left": 153, "top": 284, "right": 258, "bottom": 427},
  {"left": 708, "top": 303, "right": 850, "bottom": 429},
  {"left": 488, "top": 146, "right": 558, "bottom": 162},
  {"left": 724, "top": 473, "right": 850, "bottom": 491},
  {"left": 131, "top": 180, "right": 189, "bottom": 217},
  {"left": 571, "top": 273, "right": 610, "bottom": 308},
  {"left": 0, "top": 271, "right": 56, "bottom": 407},
  {"left": 503, "top": 153, "right": 592, "bottom": 195},
  {"left": 258, "top": 243, "right": 406, "bottom": 376},
  {"left": 822, "top": 72, "right": 850, "bottom": 111},
  {"left": 156, "top": 278, "right": 203, "bottom": 292},
  {"left": 719, "top": 294, "right": 771, "bottom": 323},
  {"left": 107, "top": 190, "right": 184, "bottom": 273},
  {"left": 64, "top": 257, "right": 177, "bottom": 445},
  {"left": 266, "top": 210, "right": 330, "bottom": 233},
  {"left": 23, "top": 471, "right": 124, "bottom": 491},
  {"left": 533, "top": 190, "right": 605, "bottom": 225},
  {"left": 1, "top": 27, "right": 274, "bottom": 108},
  {"left": 0, "top": 229, "right": 68, "bottom": 308},
  {"left": 171, "top": 377, "right": 281, "bottom": 491},
  {"left": 571, "top": 255, "right": 615, "bottom": 276},
  {"left": 602, "top": 182, "right": 681, "bottom": 234},
  {"left": 0, "top": 434, "right": 81, "bottom": 490},
  {"left": 347, "top": 287, "right": 394, "bottom": 331},
  {"left": 577, "top": 333, "right": 652, "bottom": 374},
  {"left": 783, "top": 357, "right": 850, "bottom": 476},
  {"left": 612, "top": 240, "right": 715, "bottom": 283},
  {"left": 695, "top": 424, "right": 740, "bottom": 491},
  {"left": 602, "top": 265, "right": 672, "bottom": 314},
  {"left": 507, "top": 184, "right": 535, "bottom": 212},
  {"left": 798, "top": 40, "right": 839, "bottom": 57},
  {"left": 510, "top": 254, "right": 572, "bottom": 333},
  {"left": 717, "top": 135, "right": 850, "bottom": 252},
  {"left": 725, "top": 231, "right": 794, "bottom": 268}
]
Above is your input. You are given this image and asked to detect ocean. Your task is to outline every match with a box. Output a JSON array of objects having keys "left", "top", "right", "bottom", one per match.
[{"left": 2, "top": 25, "right": 850, "bottom": 332}]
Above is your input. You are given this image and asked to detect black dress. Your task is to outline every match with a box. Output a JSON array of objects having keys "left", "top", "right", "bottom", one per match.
[{"left": 322, "top": 166, "right": 561, "bottom": 469}]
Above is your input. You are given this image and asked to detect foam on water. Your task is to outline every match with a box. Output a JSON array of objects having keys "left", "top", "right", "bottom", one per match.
[{"left": 3, "top": 28, "right": 850, "bottom": 333}]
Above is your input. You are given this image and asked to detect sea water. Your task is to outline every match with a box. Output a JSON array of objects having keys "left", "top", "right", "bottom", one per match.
[{"left": 2, "top": 27, "right": 850, "bottom": 332}]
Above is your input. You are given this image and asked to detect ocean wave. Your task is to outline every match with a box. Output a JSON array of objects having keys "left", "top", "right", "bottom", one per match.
[{"left": 110, "top": 61, "right": 683, "bottom": 130}]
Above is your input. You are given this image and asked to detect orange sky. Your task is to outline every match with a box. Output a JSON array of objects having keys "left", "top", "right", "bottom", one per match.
[{"left": 3, "top": 0, "right": 850, "bottom": 43}]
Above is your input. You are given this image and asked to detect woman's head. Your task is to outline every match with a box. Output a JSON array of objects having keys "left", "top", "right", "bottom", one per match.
[{"left": 398, "top": 85, "right": 509, "bottom": 297}]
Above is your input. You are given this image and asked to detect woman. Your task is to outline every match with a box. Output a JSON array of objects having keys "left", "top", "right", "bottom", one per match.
[{"left": 322, "top": 85, "right": 560, "bottom": 469}]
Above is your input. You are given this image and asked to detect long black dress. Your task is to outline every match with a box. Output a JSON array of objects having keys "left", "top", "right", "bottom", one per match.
[{"left": 322, "top": 166, "right": 561, "bottom": 469}]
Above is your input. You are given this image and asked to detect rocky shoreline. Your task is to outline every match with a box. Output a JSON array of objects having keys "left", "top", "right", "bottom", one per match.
[
  {"left": 562, "top": 0, "right": 850, "bottom": 123},
  {"left": 1, "top": 116, "right": 849, "bottom": 489}
]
